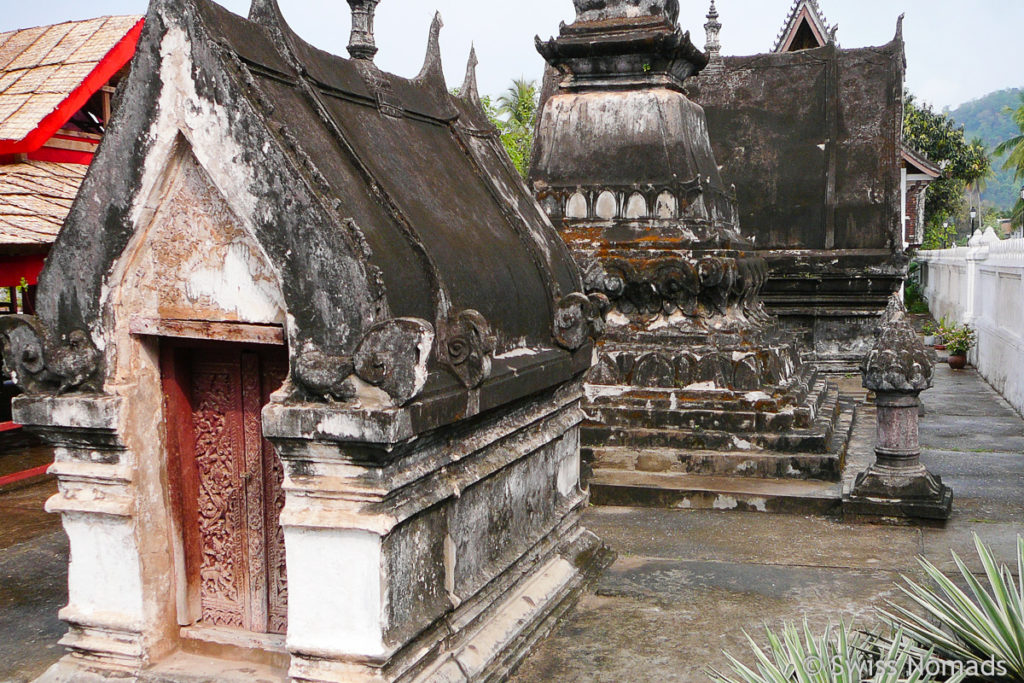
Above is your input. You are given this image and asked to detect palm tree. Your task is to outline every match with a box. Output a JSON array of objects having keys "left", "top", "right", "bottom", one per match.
[
  {"left": 993, "top": 91, "right": 1024, "bottom": 228},
  {"left": 496, "top": 78, "right": 538, "bottom": 130},
  {"left": 493, "top": 78, "right": 540, "bottom": 179}
]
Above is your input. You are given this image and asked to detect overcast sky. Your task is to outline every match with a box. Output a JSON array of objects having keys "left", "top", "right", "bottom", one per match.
[{"left": 5, "top": 0, "right": 1023, "bottom": 111}]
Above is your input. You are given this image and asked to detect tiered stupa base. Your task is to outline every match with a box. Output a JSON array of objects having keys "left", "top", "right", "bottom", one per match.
[{"left": 581, "top": 295, "right": 857, "bottom": 514}]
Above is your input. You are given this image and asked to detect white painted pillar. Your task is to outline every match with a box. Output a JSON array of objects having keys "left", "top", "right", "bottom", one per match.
[{"left": 13, "top": 395, "right": 149, "bottom": 675}]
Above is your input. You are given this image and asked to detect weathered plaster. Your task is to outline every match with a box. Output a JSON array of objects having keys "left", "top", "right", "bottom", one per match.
[{"left": 285, "top": 527, "right": 385, "bottom": 658}]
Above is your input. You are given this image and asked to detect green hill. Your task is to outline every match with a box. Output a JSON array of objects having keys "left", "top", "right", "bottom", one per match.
[{"left": 947, "top": 88, "right": 1021, "bottom": 210}]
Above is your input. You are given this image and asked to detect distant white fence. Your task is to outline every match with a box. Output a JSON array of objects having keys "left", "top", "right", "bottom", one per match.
[{"left": 919, "top": 232, "right": 1024, "bottom": 416}]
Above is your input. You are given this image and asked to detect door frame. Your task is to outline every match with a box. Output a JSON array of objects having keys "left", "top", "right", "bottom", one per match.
[{"left": 159, "top": 337, "right": 289, "bottom": 634}]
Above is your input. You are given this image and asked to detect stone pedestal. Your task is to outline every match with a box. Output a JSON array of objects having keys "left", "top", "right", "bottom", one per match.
[
  {"left": 263, "top": 378, "right": 603, "bottom": 682},
  {"left": 844, "top": 298, "right": 952, "bottom": 520}
]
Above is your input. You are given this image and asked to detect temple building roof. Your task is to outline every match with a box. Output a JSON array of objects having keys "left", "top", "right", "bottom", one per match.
[
  {"left": 773, "top": 0, "right": 836, "bottom": 53},
  {"left": 33, "top": 0, "right": 591, "bottom": 412},
  {"left": 0, "top": 160, "right": 85, "bottom": 250},
  {"left": 0, "top": 15, "right": 143, "bottom": 257},
  {"left": 0, "top": 16, "right": 143, "bottom": 152},
  {"left": 688, "top": 24, "right": 906, "bottom": 253},
  {"left": 901, "top": 144, "right": 942, "bottom": 179}
]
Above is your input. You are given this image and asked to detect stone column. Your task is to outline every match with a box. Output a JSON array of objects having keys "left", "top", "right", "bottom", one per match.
[
  {"left": 844, "top": 300, "right": 953, "bottom": 520},
  {"left": 12, "top": 394, "right": 149, "bottom": 675}
]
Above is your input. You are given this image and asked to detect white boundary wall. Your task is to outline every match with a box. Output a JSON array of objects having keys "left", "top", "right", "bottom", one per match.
[{"left": 919, "top": 234, "right": 1024, "bottom": 416}]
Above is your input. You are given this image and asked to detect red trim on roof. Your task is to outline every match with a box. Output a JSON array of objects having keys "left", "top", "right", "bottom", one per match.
[
  {"left": 0, "top": 463, "right": 52, "bottom": 487},
  {"left": 0, "top": 254, "right": 47, "bottom": 287},
  {"left": 51, "top": 132, "right": 101, "bottom": 144},
  {"left": 27, "top": 146, "right": 94, "bottom": 165},
  {"left": 0, "top": 18, "right": 144, "bottom": 155}
]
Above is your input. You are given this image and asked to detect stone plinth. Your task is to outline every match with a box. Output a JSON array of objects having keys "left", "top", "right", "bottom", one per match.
[
  {"left": 12, "top": 394, "right": 149, "bottom": 677},
  {"left": 844, "top": 298, "right": 952, "bottom": 520},
  {"left": 262, "top": 376, "right": 603, "bottom": 682}
]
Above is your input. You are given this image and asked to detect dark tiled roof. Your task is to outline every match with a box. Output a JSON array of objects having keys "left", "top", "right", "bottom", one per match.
[{"left": 37, "top": 0, "right": 587, "bottom": 408}]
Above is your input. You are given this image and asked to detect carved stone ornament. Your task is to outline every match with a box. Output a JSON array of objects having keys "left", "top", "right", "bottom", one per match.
[
  {"left": 553, "top": 293, "right": 607, "bottom": 350},
  {"left": 861, "top": 297, "right": 933, "bottom": 394},
  {"left": 346, "top": 0, "right": 380, "bottom": 61},
  {"left": 573, "top": 0, "right": 680, "bottom": 24},
  {"left": 437, "top": 310, "right": 496, "bottom": 389},
  {"left": 0, "top": 315, "right": 102, "bottom": 395},
  {"left": 580, "top": 254, "right": 768, "bottom": 318},
  {"left": 291, "top": 343, "right": 357, "bottom": 402},
  {"left": 354, "top": 318, "right": 434, "bottom": 405},
  {"left": 846, "top": 293, "right": 951, "bottom": 520}
]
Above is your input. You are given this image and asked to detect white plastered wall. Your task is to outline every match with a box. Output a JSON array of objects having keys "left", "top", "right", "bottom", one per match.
[{"left": 920, "top": 238, "right": 1024, "bottom": 415}]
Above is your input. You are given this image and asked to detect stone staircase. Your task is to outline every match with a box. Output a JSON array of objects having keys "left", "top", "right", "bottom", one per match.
[{"left": 583, "top": 374, "right": 859, "bottom": 514}]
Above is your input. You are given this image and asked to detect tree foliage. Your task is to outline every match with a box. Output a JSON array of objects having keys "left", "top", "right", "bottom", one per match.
[
  {"left": 949, "top": 88, "right": 1022, "bottom": 211},
  {"left": 993, "top": 91, "right": 1024, "bottom": 228},
  {"left": 493, "top": 78, "right": 539, "bottom": 179},
  {"left": 904, "top": 92, "right": 991, "bottom": 245},
  {"left": 450, "top": 80, "right": 538, "bottom": 179}
]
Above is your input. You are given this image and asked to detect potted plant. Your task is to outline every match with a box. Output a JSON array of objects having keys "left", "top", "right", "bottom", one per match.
[
  {"left": 945, "top": 323, "right": 976, "bottom": 370},
  {"left": 934, "top": 316, "right": 950, "bottom": 350},
  {"left": 922, "top": 320, "right": 937, "bottom": 346}
]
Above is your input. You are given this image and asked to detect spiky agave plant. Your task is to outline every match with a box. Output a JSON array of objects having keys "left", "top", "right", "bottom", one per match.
[
  {"left": 708, "top": 620, "right": 962, "bottom": 683},
  {"left": 882, "top": 534, "right": 1024, "bottom": 680}
]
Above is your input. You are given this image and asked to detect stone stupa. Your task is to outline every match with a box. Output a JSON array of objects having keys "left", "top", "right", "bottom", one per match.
[{"left": 529, "top": 0, "right": 856, "bottom": 511}]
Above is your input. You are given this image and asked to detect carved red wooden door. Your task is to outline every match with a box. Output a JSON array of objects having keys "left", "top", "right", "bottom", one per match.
[{"left": 162, "top": 344, "right": 288, "bottom": 635}]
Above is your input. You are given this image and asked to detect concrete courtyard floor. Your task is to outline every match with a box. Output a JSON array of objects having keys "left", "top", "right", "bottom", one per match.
[
  {"left": 0, "top": 363, "right": 1021, "bottom": 683},
  {"left": 511, "top": 362, "right": 1024, "bottom": 682}
]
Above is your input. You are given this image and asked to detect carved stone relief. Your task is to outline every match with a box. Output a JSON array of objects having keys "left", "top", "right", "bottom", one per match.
[{"left": 128, "top": 151, "right": 286, "bottom": 326}]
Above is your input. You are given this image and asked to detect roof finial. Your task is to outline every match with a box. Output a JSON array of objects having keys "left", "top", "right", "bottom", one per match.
[
  {"left": 415, "top": 12, "right": 445, "bottom": 84},
  {"left": 704, "top": 0, "right": 723, "bottom": 71},
  {"left": 460, "top": 44, "right": 482, "bottom": 110},
  {"left": 347, "top": 0, "right": 380, "bottom": 61}
]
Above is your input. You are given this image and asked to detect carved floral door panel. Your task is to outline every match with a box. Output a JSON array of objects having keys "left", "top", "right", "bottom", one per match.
[{"left": 162, "top": 344, "right": 288, "bottom": 635}]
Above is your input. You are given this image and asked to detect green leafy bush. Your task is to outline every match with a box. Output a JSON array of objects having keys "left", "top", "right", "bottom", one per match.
[
  {"left": 944, "top": 324, "right": 977, "bottom": 356},
  {"left": 904, "top": 280, "right": 930, "bottom": 315}
]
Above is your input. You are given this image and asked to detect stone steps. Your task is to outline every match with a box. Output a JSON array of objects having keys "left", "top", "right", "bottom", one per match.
[
  {"left": 585, "top": 368, "right": 822, "bottom": 416},
  {"left": 583, "top": 391, "right": 859, "bottom": 513},
  {"left": 582, "top": 382, "right": 843, "bottom": 454},
  {"left": 588, "top": 446, "right": 842, "bottom": 480},
  {"left": 588, "top": 469, "right": 842, "bottom": 514}
]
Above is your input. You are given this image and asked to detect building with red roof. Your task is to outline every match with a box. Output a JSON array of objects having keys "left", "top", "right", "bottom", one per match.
[
  {"left": 0, "top": 15, "right": 142, "bottom": 427},
  {"left": 0, "top": 15, "right": 143, "bottom": 315}
]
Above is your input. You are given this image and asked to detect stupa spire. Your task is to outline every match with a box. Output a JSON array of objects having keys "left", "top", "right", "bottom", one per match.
[
  {"left": 347, "top": 0, "right": 379, "bottom": 61},
  {"left": 704, "top": 0, "right": 723, "bottom": 70}
]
